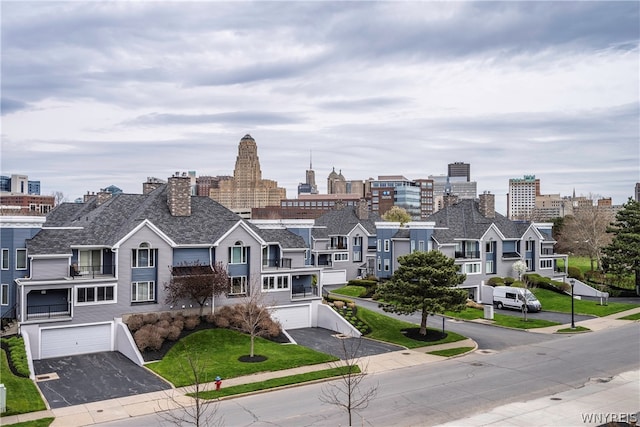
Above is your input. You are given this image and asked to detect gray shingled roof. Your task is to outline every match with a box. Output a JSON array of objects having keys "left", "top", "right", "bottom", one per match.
[
  {"left": 27, "top": 184, "right": 305, "bottom": 255},
  {"left": 312, "top": 206, "right": 381, "bottom": 239},
  {"left": 429, "top": 199, "right": 530, "bottom": 243}
]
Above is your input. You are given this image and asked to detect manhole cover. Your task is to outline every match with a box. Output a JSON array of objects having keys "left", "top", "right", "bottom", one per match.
[
  {"left": 401, "top": 352, "right": 411, "bottom": 355},
  {"left": 537, "top": 352, "right": 546, "bottom": 356},
  {"left": 550, "top": 397, "right": 562, "bottom": 401},
  {"left": 477, "top": 349, "right": 496, "bottom": 355},
  {"left": 590, "top": 377, "right": 613, "bottom": 383},
  {"left": 471, "top": 362, "right": 484, "bottom": 366}
]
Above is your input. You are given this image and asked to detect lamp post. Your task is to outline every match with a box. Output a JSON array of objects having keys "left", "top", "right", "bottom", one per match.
[{"left": 570, "top": 279, "right": 575, "bottom": 329}]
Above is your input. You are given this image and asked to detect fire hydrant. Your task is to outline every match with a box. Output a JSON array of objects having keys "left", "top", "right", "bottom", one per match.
[{"left": 215, "top": 376, "right": 222, "bottom": 391}]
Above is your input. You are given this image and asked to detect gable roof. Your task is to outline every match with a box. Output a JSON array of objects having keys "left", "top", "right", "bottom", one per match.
[
  {"left": 27, "top": 184, "right": 305, "bottom": 255},
  {"left": 312, "top": 206, "right": 381, "bottom": 239},
  {"left": 429, "top": 199, "right": 530, "bottom": 243}
]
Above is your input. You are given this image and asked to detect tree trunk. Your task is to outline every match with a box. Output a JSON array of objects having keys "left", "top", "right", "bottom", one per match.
[
  {"left": 420, "top": 308, "right": 428, "bottom": 336},
  {"left": 250, "top": 334, "right": 255, "bottom": 357}
]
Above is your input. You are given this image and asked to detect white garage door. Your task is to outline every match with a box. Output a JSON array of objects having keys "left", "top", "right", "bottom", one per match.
[
  {"left": 41, "top": 324, "right": 112, "bottom": 359},
  {"left": 272, "top": 305, "right": 311, "bottom": 330}
]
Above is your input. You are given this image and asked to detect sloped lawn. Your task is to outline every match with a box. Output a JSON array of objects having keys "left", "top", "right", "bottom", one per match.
[
  {"left": 146, "top": 328, "right": 337, "bottom": 387},
  {"left": 0, "top": 349, "right": 46, "bottom": 416},
  {"left": 531, "top": 288, "right": 638, "bottom": 316}
]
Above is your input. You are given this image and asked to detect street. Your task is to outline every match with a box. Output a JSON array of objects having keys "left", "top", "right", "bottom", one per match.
[{"left": 97, "top": 318, "right": 639, "bottom": 426}]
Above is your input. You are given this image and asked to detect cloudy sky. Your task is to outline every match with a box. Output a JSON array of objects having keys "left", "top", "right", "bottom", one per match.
[{"left": 2, "top": 1, "right": 638, "bottom": 214}]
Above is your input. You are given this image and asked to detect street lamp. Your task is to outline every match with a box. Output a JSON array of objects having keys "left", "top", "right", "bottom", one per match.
[{"left": 570, "top": 279, "right": 575, "bottom": 329}]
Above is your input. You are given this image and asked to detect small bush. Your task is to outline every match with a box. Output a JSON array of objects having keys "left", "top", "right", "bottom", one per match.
[
  {"left": 184, "top": 315, "right": 201, "bottom": 330},
  {"left": 158, "top": 312, "right": 173, "bottom": 322},
  {"left": 142, "top": 312, "right": 159, "bottom": 325},
  {"left": 334, "top": 301, "right": 345, "bottom": 309},
  {"left": 568, "top": 266, "right": 584, "bottom": 281},
  {"left": 166, "top": 325, "right": 182, "bottom": 341},
  {"left": 171, "top": 318, "right": 184, "bottom": 331},
  {"left": 487, "top": 277, "right": 504, "bottom": 286},
  {"left": 213, "top": 315, "right": 230, "bottom": 328},
  {"left": 1, "top": 337, "right": 30, "bottom": 377},
  {"left": 503, "top": 277, "right": 515, "bottom": 285},
  {"left": 172, "top": 313, "right": 185, "bottom": 323},
  {"left": 134, "top": 324, "right": 164, "bottom": 352},
  {"left": 125, "top": 314, "right": 144, "bottom": 332}
]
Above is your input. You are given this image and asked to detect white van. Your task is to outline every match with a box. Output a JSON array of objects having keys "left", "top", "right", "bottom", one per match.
[{"left": 493, "top": 286, "right": 542, "bottom": 312}]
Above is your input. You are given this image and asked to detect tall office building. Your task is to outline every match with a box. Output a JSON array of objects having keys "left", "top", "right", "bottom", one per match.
[
  {"left": 507, "top": 175, "right": 540, "bottom": 220},
  {"left": 635, "top": 182, "right": 640, "bottom": 202},
  {"left": 448, "top": 162, "right": 471, "bottom": 182},
  {"left": 209, "top": 135, "right": 286, "bottom": 214},
  {"left": 298, "top": 153, "right": 318, "bottom": 195}
]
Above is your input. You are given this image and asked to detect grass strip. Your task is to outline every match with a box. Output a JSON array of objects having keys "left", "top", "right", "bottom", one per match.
[
  {"left": 531, "top": 288, "right": 638, "bottom": 316},
  {"left": 427, "top": 347, "right": 475, "bottom": 357},
  {"left": 193, "top": 366, "right": 356, "bottom": 400},
  {"left": 619, "top": 312, "right": 640, "bottom": 321},
  {"left": 556, "top": 326, "right": 591, "bottom": 333},
  {"left": 2, "top": 418, "right": 55, "bottom": 427},
  {"left": 0, "top": 350, "right": 46, "bottom": 416}
]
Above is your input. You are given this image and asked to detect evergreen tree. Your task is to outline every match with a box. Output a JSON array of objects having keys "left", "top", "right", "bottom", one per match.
[
  {"left": 602, "top": 198, "right": 640, "bottom": 293},
  {"left": 376, "top": 251, "right": 467, "bottom": 335}
]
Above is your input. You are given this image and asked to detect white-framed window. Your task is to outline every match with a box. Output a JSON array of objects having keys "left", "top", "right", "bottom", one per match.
[
  {"left": 525, "top": 240, "right": 534, "bottom": 252},
  {"left": 131, "top": 281, "right": 155, "bottom": 302},
  {"left": 230, "top": 276, "right": 247, "bottom": 295},
  {"left": 377, "top": 257, "right": 381, "bottom": 271},
  {"left": 525, "top": 259, "right": 532, "bottom": 270},
  {"left": 229, "top": 241, "right": 248, "bottom": 264},
  {"left": 132, "top": 243, "right": 155, "bottom": 268},
  {"left": 377, "top": 239, "right": 381, "bottom": 252},
  {"left": 464, "top": 262, "right": 481, "bottom": 274},
  {"left": 384, "top": 258, "right": 390, "bottom": 271},
  {"left": 486, "top": 241, "right": 494, "bottom": 253},
  {"left": 410, "top": 240, "right": 416, "bottom": 253},
  {"left": 486, "top": 260, "right": 495, "bottom": 274},
  {"left": 540, "top": 259, "right": 553, "bottom": 269},
  {"left": 384, "top": 239, "right": 390, "bottom": 252},
  {"left": 418, "top": 241, "right": 425, "bottom": 252},
  {"left": 77, "top": 285, "right": 116, "bottom": 304},
  {"left": 333, "top": 252, "right": 349, "bottom": 262},
  {"left": 1, "top": 284, "right": 8, "bottom": 305},
  {"left": 1, "top": 249, "right": 8, "bottom": 270},
  {"left": 262, "top": 275, "right": 289, "bottom": 291},
  {"left": 16, "top": 248, "right": 27, "bottom": 270},
  {"left": 353, "top": 250, "right": 362, "bottom": 262}
]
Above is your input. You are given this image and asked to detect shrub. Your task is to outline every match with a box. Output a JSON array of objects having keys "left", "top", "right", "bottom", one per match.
[
  {"left": 171, "top": 318, "right": 184, "bottom": 331},
  {"left": 568, "top": 266, "right": 584, "bottom": 281},
  {"left": 184, "top": 315, "right": 201, "bottom": 330},
  {"left": 503, "top": 277, "right": 515, "bottom": 285},
  {"left": 213, "top": 314, "right": 230, "bottom": 329},
  {"left": 166, "top": 325, "right": 182, "bottom": 341},
  {"left": 584, "top": 270, "right": 605, "bottom": 283},
  {"left": 125, "top": 314, "right": 144, "bottom": 332},
  {"left": 142, "top": 312, "right": 159, "bottom": 325},
  {"left": 334, "top": 300, "right": 345, "bottom": 309},
  {"left": 158, "top": 312, "right": 173, "bottom": 322},
  {"left": 1, "top": 337, "right": 30, "bottom": 377},
  {"left": 487, "top": 277, "right": 504, "bottom": 286},
  {"left": 172, "top": 313, "right": 185, "bottom": 323},
  {"left": 133, "top": 324, "right": 164, "bottom": 352}
]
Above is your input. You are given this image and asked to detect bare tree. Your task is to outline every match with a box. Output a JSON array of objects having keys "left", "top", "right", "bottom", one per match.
[
  {"left": 232, "top": 288, "right": 279, "bottom": 359},
  {"left": 319, "top": 336, "right": 379, "bottom": 427},
  {"left": 51, "top": 191, "right": 67, "bottom": 206},
  {"left": 157, "top": 342, "right": 224, "bottom": 427},
  {"left": 559, "top": 204, "right": 614, "bottom": 270},
  {"left": 165, "top": 261, "right": 230, "bottom": 317}
]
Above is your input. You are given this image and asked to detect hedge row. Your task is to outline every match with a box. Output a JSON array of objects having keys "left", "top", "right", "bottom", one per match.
[{"left": 1, "top": 336, "right": 30, "bottom": 377}]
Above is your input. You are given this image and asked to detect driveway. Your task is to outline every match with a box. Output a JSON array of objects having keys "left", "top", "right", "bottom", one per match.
[
  {"left": 286, "top": 327, "right": 404, "bottom": 359},
  {"left": 33, "top": 351, "right": 171, "bottom": 409}
]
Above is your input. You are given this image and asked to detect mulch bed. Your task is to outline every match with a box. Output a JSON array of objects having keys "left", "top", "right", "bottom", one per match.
[{"left": 401, "top": 327, "right": 448, "bottom": 342}]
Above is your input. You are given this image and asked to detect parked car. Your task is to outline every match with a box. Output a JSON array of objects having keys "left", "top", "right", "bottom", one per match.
[{"left": 493, "top": 286, "right": 542, "bottom": 312}]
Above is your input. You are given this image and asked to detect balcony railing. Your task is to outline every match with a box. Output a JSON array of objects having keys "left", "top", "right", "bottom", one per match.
[
  {"left": 455, "top": 251, "right": 480, "bottom": 259},
  {"left": 263, "top": 258, "right": 292, "bottom": 269},
  {"left": 292, "top": 285, "right": 318, "bottom": 299},
  {"left": 26, "top": 303, "right": 71, "bottom": 320},
  {"left": 70, "top": 264, "right": 115, "bottom": 279}
]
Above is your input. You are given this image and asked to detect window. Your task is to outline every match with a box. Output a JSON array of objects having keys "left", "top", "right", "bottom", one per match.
[
  {"left": 353, "top": 250, "right": 362, "bottom": 262},
  {"left": 230, "top": 276, "right": 247, "bottom": 295},
  {"left": 262, "top": 275, "right": 289, "bottom": 291},
  {"left": 384, "top": 239, "right": 390, "bottom": 252},
  {"left": 486, "top": 242, "right": 494, "bottom": 253},
  {"left": 540, "top": 259, "right": 553, "bottom": 269},
  {"left": 1, "top": 284, "right": 8, "bottom": 305},
  {"left": 377, "top": 257, "right": 381, "bottom": 271},
  {"left": 131, "top": 281, "right": 155, "bottom": 302},
  {"left": 16, "top": 249, "right": 27, "bottom": 270},
  {"left": 229, "top": 242, "right": 248, "bottom": 264},
  {"left": 486, "top": 260, "right": 495, "bottom": 274},
  {"left": 377, "top": 239, "right": 381, "bottom": 251},
  {"left": 525, "top": 259, "right": 532, "bottom": 270},
  {"left": 333, "top": 252, "right": 349, "bottom": 262},
  {"left": 1, "top": 249, "right": 8, "bottom": 270},
  {"left": 77, "top": 285, "right": 115, "bottom": 304},
  {"left": 525, "top": 240, "right": 534, "bottom": 252},
  {"left": 464, "top": 262, "right": 481, "bottom": 274},
  {"left": 383, "top": 259, "right": 390, "bottom": 271},
  {"left": 410, "top": 240, "right": 416, "bottom": 253},
  {"left": 132, "top": 243, "right": 155, "bottom": 268},
  {"left": 418, "top": 241, "right": 425, "bottom": 252}
]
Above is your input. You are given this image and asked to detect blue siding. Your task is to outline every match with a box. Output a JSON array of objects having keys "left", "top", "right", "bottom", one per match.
[
  {"left": 131, "top": 267, "right": 157, "bottom": 282},
  {"left": 1, "top": 226, "right": 42, "bottom": 318}
]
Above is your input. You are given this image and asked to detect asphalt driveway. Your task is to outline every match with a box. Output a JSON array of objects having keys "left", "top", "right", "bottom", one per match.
[
  {"left": 33, "top": 351, "right": 171, "bottom": 408},
  {"left": 286, "top": 327, "right": 404, "bottom": 359}
]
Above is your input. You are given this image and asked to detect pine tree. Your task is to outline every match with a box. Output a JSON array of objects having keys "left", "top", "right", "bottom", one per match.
[
  {"left": 376, "top": 251, "right": 467, "bottom": 336},
  {"left": 602, "top": 198, "right": 640, "bottom": 294}
]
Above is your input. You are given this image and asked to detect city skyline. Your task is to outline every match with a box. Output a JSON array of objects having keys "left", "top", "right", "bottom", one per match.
[{"left": 2, "top": 2, "right": 638, "bottom": 215}]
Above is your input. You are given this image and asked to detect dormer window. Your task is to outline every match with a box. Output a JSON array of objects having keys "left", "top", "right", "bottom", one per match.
[{"left": 133, "top": 242, "right": 155, "bottom": 268}]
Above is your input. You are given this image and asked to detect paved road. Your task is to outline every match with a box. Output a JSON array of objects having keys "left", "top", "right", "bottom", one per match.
[{"left": 98, "top": 322, "right": 640, "bottom": 427}]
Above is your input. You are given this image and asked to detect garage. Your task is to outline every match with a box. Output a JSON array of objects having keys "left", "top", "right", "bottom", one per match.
[
  {"left": 272, "top": 304, "right": 311, "bottom": 330},
  {"left": 41, "top": 323, "right": 113, "bottom": 359}
]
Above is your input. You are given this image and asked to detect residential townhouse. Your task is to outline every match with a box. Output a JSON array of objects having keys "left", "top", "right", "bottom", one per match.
[
  {"left": 374, "top": 193, "right": 567, "bottom": 302},
  {"left": 17, "top": 176, "right": 331, "bottom": 362}
]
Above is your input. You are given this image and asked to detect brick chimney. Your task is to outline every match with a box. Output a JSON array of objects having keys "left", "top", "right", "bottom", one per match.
[
  {"left": 479, "top": 191, "right": 495, "bottom": 218},
  {"left": 143, "top": 177, "right": 166, "bottom": 195},
  {"left": 167, "top": 175, "right": 191, "bottom": 216},
  {"left": 96, "top": 190, "right": 112, "bottom": 206},
  {"left": 443, "top": 194, "right": 459, "bottom": 207},
  {"left": 356, "top": 199, "right": 369, "bottom": 220}
]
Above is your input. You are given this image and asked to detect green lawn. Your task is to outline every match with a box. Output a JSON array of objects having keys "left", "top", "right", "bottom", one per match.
[
  {"left": 2, "top": 418, "right": 54, "bottom": 427},
  {"left": 556, "top": 326, "right": 591, "bottom": 333},
  {"left": 619, "top": 312, "right": 640, "bottom": 321},
  {"left": 195, "top": 366, "right": 356, "bottom": 400},
  {"left": 444, "top": 307, "right": 560, "bottom": 329},
  {"left": 332, "top": 286, "right": 367, "bottom": 298},
  {"left": 531, "top": 288, "right": 638, "bottom": 316},
  {"left": 356, "top": 306, "right": 467, "bottom": 348},
  {"left": 146, "top": 329, "right": 337, "bottom": 387},
  {"left": 427, "top": 347, "right": 475, "bottom": 357},
  {"left": 0, "top": 349, "right": 46, "bottom": 416}
]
